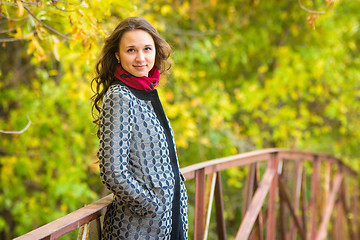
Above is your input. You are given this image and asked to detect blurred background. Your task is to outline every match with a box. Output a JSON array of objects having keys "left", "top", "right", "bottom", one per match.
[{"left": 0, "top": 0, "right": 359, "bottom": 239}]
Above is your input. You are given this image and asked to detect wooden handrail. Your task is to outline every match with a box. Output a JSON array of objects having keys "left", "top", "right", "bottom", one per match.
[
  {"left": 14, "top": 195, "right": 113, "bottom": 240},
  {"left": 181, "top": 148, "right": 357, "bottom": 179},
  {"left": 14, "top": 148, "right": 359, "bottom": 240}
]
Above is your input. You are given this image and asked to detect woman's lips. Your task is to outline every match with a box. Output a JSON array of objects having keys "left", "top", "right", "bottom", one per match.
[{"left": 134, "top": 65, "right": 146, "bottom": 70}]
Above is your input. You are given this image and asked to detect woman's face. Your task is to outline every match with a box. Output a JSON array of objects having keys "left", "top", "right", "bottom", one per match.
[{"left": 116, "top": 30, "right": 156, "bottom": 77}]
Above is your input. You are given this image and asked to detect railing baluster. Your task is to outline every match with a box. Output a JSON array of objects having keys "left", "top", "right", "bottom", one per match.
[
  {"left": 254, "top": 163, "right": 264, "bottom": 240},
  {"left": 289, "top": 159, "right": 303, "bottom": 240},
  {"left": 339, "top": 176, "right": 356, "bottom": 239},
  {"left": 335, "top": 200, "right": 343, "bottom": 240},
  {"left": 236, "top": 169, "right": 276, "bottom": 240},
  {"left": 323, "top": 162, "right": 331, "bottom": 215},
  {"left": 352, "top": 182, "right": 359, "bottom": 239},
  {"left": 335, "top": 163, "right": 344, "bottom": 240},
  {"left": 242, "top": 163, "right": 256, "bottom": 218},
  {"left": 214, "top": 171, "right": 226, "bottom": 240},
  {"left": 266, "top": 152, "right": 279, "bottom": 240},
  {"left": 203, "top": 172, "right": 217, "bottom": 240},
  {"left": 315, "top": 172, "right": 343, "bottom": 240},
  {"left": 249, "top": 164, "right": 263, "bottom": 240},
  {"left": 242, "top": 163, "right": 257, "bottom": 239},
  {"left": 309, "top": 155, "right": 320, "bottom": 239},
  {"left": 77, "top": 218, "right": 101, "bottom": 240},
  {"left": 194, "top": 168, "right": 206, "bottom": 240},
  {"left": 278, "top": 177, "right": 306, "bottom": 240},
  {"left": 300, "top": 164, "right": 307, "bottom": 236}
]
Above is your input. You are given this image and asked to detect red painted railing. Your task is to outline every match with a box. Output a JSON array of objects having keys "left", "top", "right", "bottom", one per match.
[{"left": 15, "top": 148, "right": 359, "bottom": 240}]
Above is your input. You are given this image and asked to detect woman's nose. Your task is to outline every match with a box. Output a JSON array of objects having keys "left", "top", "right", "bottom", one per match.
[{"left": 136, "top": 51, "right": 145, "bottom": 61}]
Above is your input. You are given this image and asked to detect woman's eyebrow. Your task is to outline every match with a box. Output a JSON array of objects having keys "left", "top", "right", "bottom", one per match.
[{"left": 126, "top": 44, "right": 154, "bottom": 48}]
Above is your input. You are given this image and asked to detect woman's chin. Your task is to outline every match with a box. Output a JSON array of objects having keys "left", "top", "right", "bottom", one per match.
[{"left": 131, "top": 71, "right": 148, "bottom": 77}]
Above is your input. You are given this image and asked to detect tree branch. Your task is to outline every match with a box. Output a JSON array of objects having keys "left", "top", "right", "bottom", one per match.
[
  {"left": 0, "top": 37, "right": 24, "bottom": 42},
  {"left": 0, "top": 1, "right": 18, "bottom": 7},
  {"left": 0, "top": 28, "right": 17, "bottom": 34},
  {"left": 167, "top": 29, "right": 219, "bottom": 36},
  {"left": 51, "top": 0, "right": 77, "bottom": 5},
  {"left": 1, "top": 0, "right": 38, "bottom": 6},
  {"left": 50, "top": 1, "right": 75, "bottom": 12},
  {"left": 0, "top": 22, "right": 25, "bottom": 34},
  {"left": 20, "top": 0, "right": 38, "bottom": 6},
  {"left": 0, "top": 12, "right": 25, "bottom": 21},
  {"left": 0, "top": 115, "right": 32, "bottom": 134},
  {"left": 298, "top": 0, "right": 325, "bottom": 14},
  {"left": 23, "top": 6, "right": 71, "bottom": 40}
]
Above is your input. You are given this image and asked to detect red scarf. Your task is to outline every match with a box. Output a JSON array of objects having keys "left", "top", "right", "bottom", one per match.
[{"left": 114, "top": 64, "right": 160, "bottom": 91}]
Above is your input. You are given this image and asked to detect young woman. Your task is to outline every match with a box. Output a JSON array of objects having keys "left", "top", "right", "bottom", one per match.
[{"left": 91, "top": 17, "right": 188, "bottom": 239}]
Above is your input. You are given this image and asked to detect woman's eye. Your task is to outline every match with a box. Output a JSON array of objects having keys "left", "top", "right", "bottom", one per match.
[
  {"left": 127, "top": 49, "right": 135, "bottom": 53},
  {"left": 145, "top": 47, "right": 152, "bottom": 51}
]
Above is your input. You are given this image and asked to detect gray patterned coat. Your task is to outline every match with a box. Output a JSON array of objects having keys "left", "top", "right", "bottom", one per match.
[{"left": 99, "top": 81, "right": 188, "bottom": 240}]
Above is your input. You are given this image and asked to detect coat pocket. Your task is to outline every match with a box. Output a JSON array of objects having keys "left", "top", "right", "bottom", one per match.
[{"left": 149, "top": 174, "right": 174, "bottom": 189}]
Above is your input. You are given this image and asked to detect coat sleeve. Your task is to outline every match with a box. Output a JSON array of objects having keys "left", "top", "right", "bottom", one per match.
[{"left": 99, "top": 87, "right": 159, "bottom": 216}]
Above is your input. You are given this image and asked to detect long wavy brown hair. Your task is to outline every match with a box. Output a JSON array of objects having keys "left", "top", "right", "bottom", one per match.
[{"left": 91, "top": 17, "right": 171, "bottom": 138}]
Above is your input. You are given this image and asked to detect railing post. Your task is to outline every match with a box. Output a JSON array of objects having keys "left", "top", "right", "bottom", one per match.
[
  {"left": 214, "top": 171, "right": 226, "bottom": 240},
  {"left": 266, "top": 152, "right": 279, "bottom": 240},
  {"left": 278, "top": 170, "right": 286, "bottom": 240},
  {"left": 309, "top": 155, "right": 320, "bottom": 239},
  {"left": 194, "top": 168, "right": 205, "bottom": 240}
]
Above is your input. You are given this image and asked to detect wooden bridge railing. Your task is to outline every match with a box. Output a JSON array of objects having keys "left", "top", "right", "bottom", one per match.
[{"left": 15, "top": 148, "right": 359, "bottom": 240}]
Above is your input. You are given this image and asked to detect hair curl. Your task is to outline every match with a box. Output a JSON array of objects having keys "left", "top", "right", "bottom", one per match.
[{"left": 91, "top": 17, "right": 171, "bottom": 138}]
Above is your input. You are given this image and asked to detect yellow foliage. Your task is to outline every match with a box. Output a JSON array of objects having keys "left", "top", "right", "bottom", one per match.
[
  {"left": 161, "top": 5, "right": 172, "bottom": 15},
  {"left": 2, "top": 0, "right": 360, "bottom": 239},
  {"left": 16, "top": 0, "right": 24, "bottom": 17},
  {"left": 257, "top": 65, "right": 268, "bottom": 74},
  {"left": 1, "top": 156, "right": 16, "bottom": 181},
  {"left": 178, "top": 1, "right": 190, "bottom": 19}
]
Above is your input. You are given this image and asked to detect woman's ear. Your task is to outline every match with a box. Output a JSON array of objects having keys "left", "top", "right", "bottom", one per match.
[{"left": 115, "top": 52, "right": 120, "bottom": 63}]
